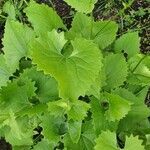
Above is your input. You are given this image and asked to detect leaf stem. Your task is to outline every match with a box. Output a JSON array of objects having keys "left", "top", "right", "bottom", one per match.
[
  {"left": 131, "top": 55, "right": 148, "bottom": 73},
  {"left": 23, "top": 0, "right": 28, "bottom": 6},
  {"left": 94, "top": 21, "right": 111, "bottom": 38},
  {"left": 48, "top": 0, "right": 55, "bottom": 9}
]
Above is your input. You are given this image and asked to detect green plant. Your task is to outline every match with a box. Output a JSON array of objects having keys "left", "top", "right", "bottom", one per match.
[{"left": 0, "top": 0, "right": 150, "bottom": 149}]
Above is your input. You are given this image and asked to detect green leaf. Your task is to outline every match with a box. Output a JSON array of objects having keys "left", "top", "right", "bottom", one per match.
[
  {"left": 68, "top": 120, "right": 82, "bottom": 144},
  {"left": 87, "top": 75, "right": 101, "bottom": 99},
  {"left": 64, "top": 0, "right": 98, "bottom": 13},
  {"left": 114, "top": 32, "right": 140, "bottom": 58},
  {"left": 127, "top": 54, "right": 150, "bottom": 85},
  {"left": 48, "top": 99, "right": 70, "bottom": 117},
  {"left": 40, "top": 114, "right": 66, "bottom": 146},
  {"left": 3, "top": 113, "right": 35, "bottom": 146},
  {"left": 68, "top": 13, "right": 118, "bottom": 49},
  {"left": 0, "top": 77, "right": 36, "bottom": 122},
  {"left": 20, "top": 67, "right": 59, "bottom": 103},
  {"left": 93, "top": 21, "right": 118, "bottom": 49},
  {"left": 2, "top": 19, "right": 34, "bottom": 72},
  {"left": 48, "top": 99, "right": 90, "bottom": 121},
  {"left": 0, "top": 55, "right": 12, "bottom": 88},
  {"left": 68, "top": 100, "right": 90, "bottom": 121},
  {"left": 33, "top": 139, "right": 52, "bottom": 150},
  {"left": 64, "top": 121, "right": 96, "bottom": 150},
  {"left": 124, "top": 135, "right": 144, "bottom": 150},
  {"left": 13, "top": 145, "right": 31, "bottom": 150},
  {"left": 146, "top": 135, "right": 150, "bottom": 149},
  {"left": 95, "top": 131, "right": 144, "bottom": 150},
  {"left": 87, "top": 62, "right": 107, "bottom": 99},
  {"left": 105, "top": 93, "right": 132, "bottom": 122},
  {"left": 104, "top": 54, "right": 128, "bottom": 90},
  {"left": 90, "top": 96, "right": 118, "bottom": 136},
  {"left": 24, "top": 1, "right": 65, "bottom": 35},
  {"left": 31, "top": 30, "right": 102, "bottom": 99},
  {"left": 95, "top": 130, "right": 118, "bottom": 150},
  {"left": 114, "top": 88, "right": 150, "bottom": 133},
  {"left": 3, "top": 1, "right": 16, "bottom": 20},
  {"left": 67, "top": 12, "right": 91, "bottom": 40}
]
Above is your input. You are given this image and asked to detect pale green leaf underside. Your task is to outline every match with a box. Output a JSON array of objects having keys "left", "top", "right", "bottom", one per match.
[
  {"left": 2, "top": 19, "right": 34, "bottom": 72},
  {"left": 64, "top": 0, "right": 98, "bottom": 13},
  {"left": 24, "top": 1, "right": 65, "bottom": 35},
  {"left": 104, "top": 54, "right": 128, "bottom": 89},
  {"left": 32, "top": 30, "right": 102, "bottom": 99}
]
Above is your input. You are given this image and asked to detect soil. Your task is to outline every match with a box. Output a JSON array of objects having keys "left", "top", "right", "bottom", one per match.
[{"left": 0, "top": 138, "right": 12, "bottom": 150}]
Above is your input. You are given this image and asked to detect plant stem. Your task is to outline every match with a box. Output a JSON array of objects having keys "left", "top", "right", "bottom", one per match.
[{"left": 48, "top": 0, "right": 55, "bottom": 9}]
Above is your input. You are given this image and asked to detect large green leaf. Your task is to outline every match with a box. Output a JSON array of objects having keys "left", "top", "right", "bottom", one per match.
[
  {"left": 114, "top": 32, "right": 140, "bottom": 58},
  {"left": 64, "top": 0, "right": 98, "bottom": 13},
  {"left": 68, "top": 13, "right": 118, "bottom": 49},
  {"left": 24, "top": 1, "right": 65, "bottom": 35},
  {"left": 2, "top": 19, "right": 34, "bottom": 72},
  {"left": 104, "top": 54, "right": 128, "bottom": 90},
  {"left": 31, "top": 30, "right": 102, "bottom": 99}
]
